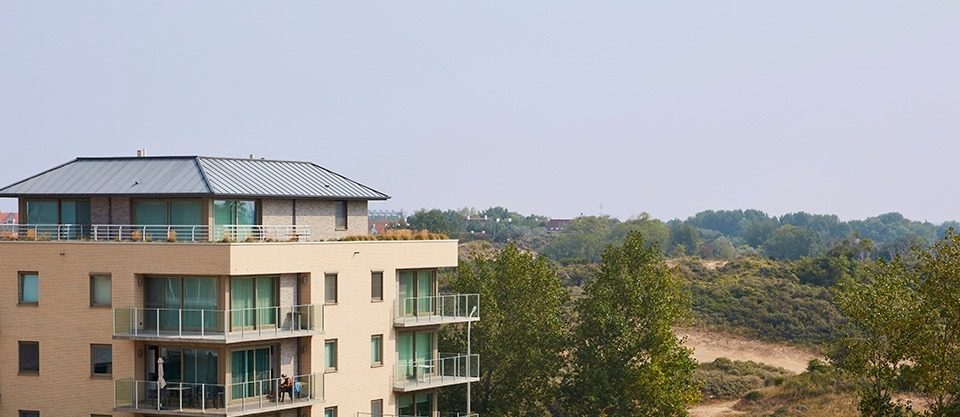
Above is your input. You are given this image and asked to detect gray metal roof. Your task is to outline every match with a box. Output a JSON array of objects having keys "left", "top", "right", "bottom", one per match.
[{"left": 0, "top": 156, "right": 389, "bottom": 200}]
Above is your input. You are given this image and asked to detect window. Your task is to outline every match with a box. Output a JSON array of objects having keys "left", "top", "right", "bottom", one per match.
[
  {"left": 90, "top": 274, "right": 111, "bottom": 307},
  {"left": 91, "top": 344, "right": 112, "bottom": 377},
  {"left": 398, "top": 269, "right": 437, "bottom": 318},
  {"left": 213, "top": 200, "right": 258, "bottom": 241},
  {"left": 19, "top": 341, "right": 39, "bottom": 374},
  {"left": 324, "top": 340, "right": 337, "bottom": 371},
  {"left": 19, "top": 272, "right": 38, "bottom": 305},
  {"left": 371, "top": 335, "right": 383, "bottom": 366},
  {"left": 371, "top": 272, "right": 383, "bottom": 301},
  {"left": 371, "top": 399, "right": 383, "bottom": 417},
  {"left": 19, "top": 412, "right": 39, "bottom": 417},
  {"left": 324, "top": 407, "right": 338, "bottom": 417},
  {"left": 324, "top": 274, "right": 337, "bottom": 304},
  {"left": 335, "top": 200, "right": 347, "bottom": 230}
]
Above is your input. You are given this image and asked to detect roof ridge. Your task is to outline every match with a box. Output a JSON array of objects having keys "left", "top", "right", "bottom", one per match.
[{"left": 193, "top": 157, "right": 215, "bottom": 194}]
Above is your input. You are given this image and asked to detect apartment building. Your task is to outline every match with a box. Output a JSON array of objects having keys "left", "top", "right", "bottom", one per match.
[{"left": 0, "top": 156, "right": 479, "bottom": 417}]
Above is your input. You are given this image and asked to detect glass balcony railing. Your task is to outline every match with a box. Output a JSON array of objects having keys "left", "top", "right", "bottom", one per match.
[
  {"left": 394, "top": 353, "right": 480, "bottom": 391},
  {"left": 114, "top": 373, "right": 323, "bottom": 414},
  {"left": 0, "top": 224, "right": 310, "bottom": 242},
  {"left": 114, "top": 305, "right": 323, "bottom": 341},
  {"left": 394, "top": 294, "right": 480, "bottom": 327}
]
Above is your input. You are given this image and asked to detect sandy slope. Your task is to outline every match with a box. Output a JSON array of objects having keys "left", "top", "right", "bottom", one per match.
[
  {"left": 682, "top": 329, "right": 821, "bottom": 416},
  {"left": 680, "top": 329, "right": 819, "bottom": 373}
]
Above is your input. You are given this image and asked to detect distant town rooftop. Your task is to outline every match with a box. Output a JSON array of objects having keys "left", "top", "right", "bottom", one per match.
[{"left": 0, "top": 156, "right": 389, "bottom": 200}]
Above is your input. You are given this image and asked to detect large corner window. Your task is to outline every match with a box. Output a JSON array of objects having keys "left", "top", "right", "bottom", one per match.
[
  {"left": 335, "top": 200, "right": 347, "bottom": 230},
  {"left": 398, "top": 269, "right": 436, "bottom": 318},
  {"left": 214, "top": 200, "right": 258, "bottom": 241},
  {"left": 19, "top": 272, "right": 39, "bottom": 305}
]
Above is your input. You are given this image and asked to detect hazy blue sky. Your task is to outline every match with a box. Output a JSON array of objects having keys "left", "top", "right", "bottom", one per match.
[{"left": 2, "top": 2, "right": 958, "bottom": 222}]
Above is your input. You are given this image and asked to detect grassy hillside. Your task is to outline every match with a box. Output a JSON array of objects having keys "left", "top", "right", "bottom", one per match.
[{"left": 673, "top": 256, "right": 847, "bottom": 348}]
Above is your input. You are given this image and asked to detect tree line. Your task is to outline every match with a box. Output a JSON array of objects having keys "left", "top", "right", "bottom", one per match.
[{"left": 404, "top": 207, "right": 958, "bottom": 262}]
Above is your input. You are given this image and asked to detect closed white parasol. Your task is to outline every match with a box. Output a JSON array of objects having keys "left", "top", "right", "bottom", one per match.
[{"left": 157, "top": 357, "right": 167, "bottom": 389}]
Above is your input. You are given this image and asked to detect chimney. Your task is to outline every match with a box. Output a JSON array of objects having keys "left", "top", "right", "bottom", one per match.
[
  {"left": 136, "top": 149, "right": 147, "bottom": 157},
  {"left": 249, "top": 154, "right": 255, "bottom": 159}
]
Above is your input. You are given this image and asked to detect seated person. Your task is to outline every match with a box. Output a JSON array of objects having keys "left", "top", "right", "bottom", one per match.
[{"left": 278, "top": 374, "right": 293, "bottom": 401}]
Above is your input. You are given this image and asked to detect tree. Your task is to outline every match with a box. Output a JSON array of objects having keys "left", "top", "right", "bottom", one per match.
[
  {"left": 541, "top": 216, "right": 613, "bottom": 263},
  {"left": 669, "top": 221, "right": 701, "bottom": 257},
  {"left": 406, "top": 209, "right": 465, "bottom": 238},
  {"left": 763, "top": 225, "right": 821, "bottom": 260},
  {"left": 440, "top": 243, "right": 570, "bottom": 416},
  {"left": 562, "top": 231, "right": 700, "bottom": 416},
  {"left": 835, "top": 229, "right": 960, "bottom": 416}
]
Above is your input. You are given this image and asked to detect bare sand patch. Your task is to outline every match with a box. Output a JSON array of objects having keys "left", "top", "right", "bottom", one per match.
[{"left": 680, "top": 329, "right": 819, "bottom": 373}]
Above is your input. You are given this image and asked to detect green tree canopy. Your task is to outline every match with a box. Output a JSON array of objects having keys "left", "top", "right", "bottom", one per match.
[
  {"left": 835, "top": 229, "right": 960, "bottom": 416},
  {"left": 562, "top": 231, "right": 700, "bottom": 416},
  {"left": 763, "top": 225, "right": 821, "bottom": 260},
  {"left": 440, "top": 243, "right": 570, "bottom": 416}
]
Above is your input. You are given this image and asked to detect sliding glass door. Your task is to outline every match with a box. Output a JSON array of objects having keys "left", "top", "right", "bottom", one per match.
[
  {"left": 145, "top": 277, "right": 218, "bottom": 333},
  {"left": 231, "top": 347, "right": 273, "bottom": 399},
  {"left": 231, "top": 276, "right": 278, "bottom": 330},
  {"left": 398, "top": 331, "right": 435, "bottom": 380},
  {"left": 398, "top": 270, "right": 436, "bottom": 318}
]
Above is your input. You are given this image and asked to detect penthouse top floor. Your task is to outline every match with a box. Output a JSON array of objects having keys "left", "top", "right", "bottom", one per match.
[{"left": 0, "top": 154, "right": 390, "bottom": 242}]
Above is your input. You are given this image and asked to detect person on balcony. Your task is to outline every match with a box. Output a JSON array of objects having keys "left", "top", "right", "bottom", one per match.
[{"left": 278, "top": 374, "right": 293, "bottom": 401}]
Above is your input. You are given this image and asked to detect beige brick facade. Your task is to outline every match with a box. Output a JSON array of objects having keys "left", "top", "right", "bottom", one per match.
[{"left": 0, "top": 239, "right": 460, "bottom": 417}]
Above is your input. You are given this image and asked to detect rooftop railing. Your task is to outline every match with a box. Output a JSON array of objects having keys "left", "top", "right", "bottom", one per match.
[
  {"left": 394, "top": 353, "right": 479, "bottom": 391},
  {"left": 394, "top": 294, "right": 480, "bottom": 326},
  {"left": 115, "top": 373, "right": 323, "bottom": 414},
  {"left": 114, "top": 304, "right": 322, "bottom": 342},
  {"left": 0, "top": 224, "right": 309, "bottom": 242}
]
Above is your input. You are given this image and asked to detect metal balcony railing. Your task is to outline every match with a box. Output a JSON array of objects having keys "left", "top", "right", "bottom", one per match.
[
  {"left": 114, "top": 304, "right": 323, "bottom": 341},
  {"left": 0, "top": 224, "right": 310, "bottom": 242},
  {"left": 115, "top": 373, "right": 323, "bottom": 414},
  {"left": 394, "top": 294, "right": 480, "bottom": 326},
  {"left": 394, "top": 353, "right": 480, "bottom": 391}
]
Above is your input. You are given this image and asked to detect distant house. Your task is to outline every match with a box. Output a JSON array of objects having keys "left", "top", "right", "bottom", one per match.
[
  {"left": 368, "top": 209, "right": 405, "bottom": 235},
  {"left": 547, "top": 218, "right": 571, "bottom": 231},
  {"left": 0, "top": 212, "right": 17, "bottom": 225}
]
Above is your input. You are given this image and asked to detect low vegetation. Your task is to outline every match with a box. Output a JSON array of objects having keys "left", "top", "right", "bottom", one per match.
[{"left": 697, "top": 357, "right": 793, "bottom": 400}]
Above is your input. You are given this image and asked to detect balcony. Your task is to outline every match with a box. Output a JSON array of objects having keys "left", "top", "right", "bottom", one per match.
[
  {"left": 114, "top": 305, "right": 323, "bottom": 344},
  {"left": 394, "top": 354, "right": 480, "bottom": 392},
  {"left": 394, "top": 294, "right": 480, "bottom": 328},
  {"left": 0, "top": 223, "right": 309, "bottom": 242},
  {"left": 114, "top": 373, "right": 323, "bottom": 416}
]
